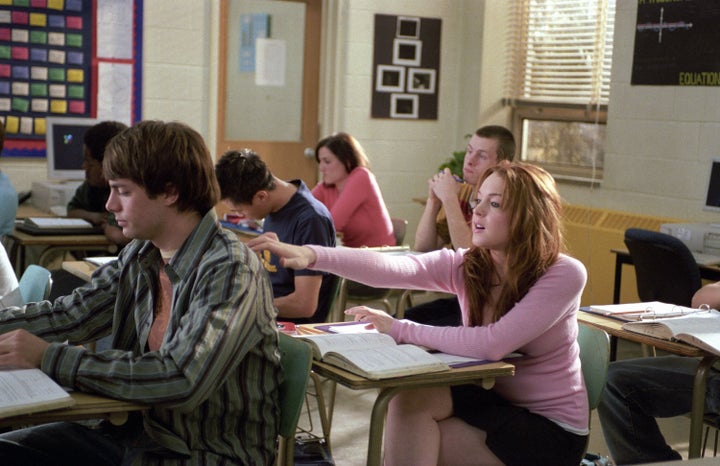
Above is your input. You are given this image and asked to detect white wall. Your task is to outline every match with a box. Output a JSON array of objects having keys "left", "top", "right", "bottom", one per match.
[
  {"left": 5, "top": 0, "right": 712, "bottom": 233},
  {"left": 558, "top": 0, "right": 720, "bottom": 223}
]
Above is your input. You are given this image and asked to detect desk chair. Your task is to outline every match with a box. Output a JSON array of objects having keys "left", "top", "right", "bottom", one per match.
[
  {"left": 577, "top": 325, "right": 610, "bottom": 456},
  {"left": 277, "top": 333, "right": 313, "bottom": 466},
  {"left": 18, "top": 264, "right": 53, "bottom": 303},
  {"left": 335, "top": 217, "right": 409, "bottom": 317},
  {"left": 624, "top": 228, "right": 702, "bottom": 307}
]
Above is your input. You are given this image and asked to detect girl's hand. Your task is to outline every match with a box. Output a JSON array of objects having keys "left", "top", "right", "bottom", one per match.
[
  {"left": 344, "top": 306, "right": 395, "bottom": 334},
  {"left": 247, "top": 233, "right": 317, "bottom": 269}
]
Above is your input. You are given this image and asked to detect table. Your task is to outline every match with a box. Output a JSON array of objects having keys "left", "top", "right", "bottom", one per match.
[
  {"left": 578, "top": 311, "right": 718, "bottom": 459},
  {"left": 62, "top": 260, "right": 97, "bottom": 282},
  {"left": 6, "top": 228, "right": 116, "bottom": 276},
  {"left": 16, "top": 204, "right": 54, "bottom": 219},
  {"left": 0, "top": 391, "right": 146, "bottom": 429},
  {"left": 611, "top": 248, "right": 720, "bottom": 304},
  {"left": 306, "top": 337, "right": 514, "bottom": 466}
]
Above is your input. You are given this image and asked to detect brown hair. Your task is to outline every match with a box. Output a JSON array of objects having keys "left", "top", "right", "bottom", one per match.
[
  {"left": 475, "top": 125, "right": 516, "bottom": 162},
  {"left": 462, "top": 161, "right": 564, "bottom": 325},
  {"left": 315, "top": 132, "right": 370, "bottom": 173},
  {"left": 103, "top": 120, "right": 220, "bottom": 215}
]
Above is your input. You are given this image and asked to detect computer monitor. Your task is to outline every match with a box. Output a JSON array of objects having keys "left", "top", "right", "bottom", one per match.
[
  {"left": 45, "top": 117, "right": 98, "bottom": 181},
  {"left": 704, "top": 158, "right": 720, "bottom": 213}
]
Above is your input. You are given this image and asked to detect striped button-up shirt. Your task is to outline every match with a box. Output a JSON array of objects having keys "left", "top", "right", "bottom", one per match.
[{"left": 0, "top": 211, "right": 281, "bottom": 465}]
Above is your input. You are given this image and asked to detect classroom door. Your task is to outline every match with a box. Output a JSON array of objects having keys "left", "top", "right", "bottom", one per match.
[{"left": 217, "top": 0, "right": 321, "bottom": 187}]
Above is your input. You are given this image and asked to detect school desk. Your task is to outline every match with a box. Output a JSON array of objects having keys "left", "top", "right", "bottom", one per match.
[
  {"left": 0, "top": 391, "right": 146, "bottom": 429},
  {"left": 297, "top": 323, "right": 515, "bottom": 466},
  {"left": 578, "top": 311, "right": 718, "bottom": 459},
  {"left": 6, "top": 228, "right": 116, "bottom": 276}
]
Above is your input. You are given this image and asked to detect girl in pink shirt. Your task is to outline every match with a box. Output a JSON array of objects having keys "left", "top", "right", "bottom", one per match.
[
  {"left": 312, "top": 133, "right": 395, "bottom": 247},
  {"left": 252, "top": 162, "right": 588, "bottom": 466}
]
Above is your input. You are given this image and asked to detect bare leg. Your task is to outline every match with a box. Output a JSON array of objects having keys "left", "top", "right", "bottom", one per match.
[
  {"left": 384, "top": 387, "right": 453, "bottom": 466},
  {"left": 438, "top": 417, "right": 504, "bottom": 466}
]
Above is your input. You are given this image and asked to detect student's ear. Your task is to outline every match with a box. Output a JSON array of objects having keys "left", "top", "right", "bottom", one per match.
[
  {"left": 163, "top": 183, "right": 180, "bottom": 206},
  {"left": 254, "top": 190, "right": 269, "bottom": 203}
]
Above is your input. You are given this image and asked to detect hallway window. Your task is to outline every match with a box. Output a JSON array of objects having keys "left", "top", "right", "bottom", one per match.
[{"left": 505, "top": 0, "right": 616, "bottom": 182}]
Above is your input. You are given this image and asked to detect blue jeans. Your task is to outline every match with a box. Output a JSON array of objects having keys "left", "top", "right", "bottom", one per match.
[
  {"left": 597, "top": 356, "right": 720, "bottom": 465},
  {"left": 0, "top": 415, "right": 172, "bottom": 465}
]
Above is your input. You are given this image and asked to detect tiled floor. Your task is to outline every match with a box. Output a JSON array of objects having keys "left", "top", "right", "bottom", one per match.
[{"left": 301, "top": 335, "right": 700, "bottom": 466}]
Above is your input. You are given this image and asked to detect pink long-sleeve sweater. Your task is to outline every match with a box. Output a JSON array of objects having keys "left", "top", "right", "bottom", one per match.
[
  {"left": 308, "top": 245, "right": 589, "bottom": 435},
  {"left": 312, "top": 167, "right": 395, "bottom": 248}
]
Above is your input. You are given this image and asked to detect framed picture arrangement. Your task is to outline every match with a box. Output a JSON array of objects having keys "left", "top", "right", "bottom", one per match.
[{"left": 371, "top": 14, "right": 441, "bottom": 120}]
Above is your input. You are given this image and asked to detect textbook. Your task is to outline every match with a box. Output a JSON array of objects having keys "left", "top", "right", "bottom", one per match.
[
  {"left": 585, "top": 301, "right": 701, "bottom": 322},
  {"left": 295, "top": 332, "right": 451, "bottom": 380},
  {"left": 0, "top": 369, "right": 75, "bottom": 418},
  {"left": 621, "top": 309, "right": 720, "bottom": 356}
]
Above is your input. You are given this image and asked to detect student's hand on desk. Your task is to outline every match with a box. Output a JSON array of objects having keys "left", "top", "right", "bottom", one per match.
[
  {"left": 247, "top": 232, "right": 318, "bottom": 269},
  {"left": 0, "top": 329, "right": 50, "bottom": 369},
  {"left": 345, "top": 306, "right": 395, "bottom": 333}
]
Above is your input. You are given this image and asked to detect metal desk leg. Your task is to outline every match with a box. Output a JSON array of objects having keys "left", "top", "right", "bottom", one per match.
[
  {"left": 367, "top": 386, "right": 403, "bottom": 466},
  {"left": 689, "top": 356, "right": 717, "bottom": 458},
  {"left": 613, "top": 254, "right": 623, "bottom": 305}
]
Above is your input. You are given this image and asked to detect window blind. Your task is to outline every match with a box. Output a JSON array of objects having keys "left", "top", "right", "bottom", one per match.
[{"left": 506, "top": 0, "right": 616, "bottom": 105}]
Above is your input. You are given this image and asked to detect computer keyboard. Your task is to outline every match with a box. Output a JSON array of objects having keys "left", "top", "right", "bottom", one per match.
[{"left": 691, "top": 251, "right": 720, "bottom": 266}]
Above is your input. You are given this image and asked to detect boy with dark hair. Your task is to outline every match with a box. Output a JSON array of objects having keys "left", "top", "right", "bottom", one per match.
[
  {"left": 67, "top": 120, "right": 129, "bottom": 246},
  {"left": 0, "top": 120, "right": 280, "bottom": 465},
  {"left": 216, "top": 149, "right": 337, "bottom": 323}
]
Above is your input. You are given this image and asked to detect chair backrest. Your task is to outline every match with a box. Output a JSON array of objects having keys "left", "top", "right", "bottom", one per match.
[
  {"left": 391, "top": 217, "right": 408, "bottom": 246},
  {"left": 624, "top": 228, "right": 702, "bottom": 307},
  {"left": 18, "top": 264, "right": 53, "bottom": 304},
  {"left": 278, "top": 332, "right": 312, "bottom": 437},
  {"left": 578, "top": 325, "right": 610, "bottom": 410}
]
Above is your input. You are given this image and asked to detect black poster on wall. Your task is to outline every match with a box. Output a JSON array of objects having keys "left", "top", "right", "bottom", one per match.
[
  {"left": 371, "top": 14, "right": 441, "bottom": 120},
  {"left": 632, "top": 0, "right": 720, "bottom": 86}
]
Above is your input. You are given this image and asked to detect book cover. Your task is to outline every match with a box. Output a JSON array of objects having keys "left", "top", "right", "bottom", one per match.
[
  {"left": 296, "top": 333, "right": 450, "bottom": 380},
  {"left": 0, "top": 369, "right": 75, "bottom": 418},
  {"left": 622, "top": 310, "right": 720, "bottom": 356}
]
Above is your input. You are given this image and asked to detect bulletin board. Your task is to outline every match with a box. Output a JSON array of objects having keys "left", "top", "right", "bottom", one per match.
[
  {"left": 371, "top": 14, "right": 441, "bottom": 120},
  {"left": 0, "top": 0, "right": 143, "bottom": 157}
]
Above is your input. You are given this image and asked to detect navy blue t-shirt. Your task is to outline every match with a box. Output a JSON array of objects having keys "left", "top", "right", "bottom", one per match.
[{"left": 262, "top": 180, "right": 336, "bottom": 323}]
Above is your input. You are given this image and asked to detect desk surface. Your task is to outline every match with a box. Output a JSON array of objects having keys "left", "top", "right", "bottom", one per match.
[
  {"left": 577, "top": 311, "right": 704, "bottom": 357},
  {"left": 9, "top": 228, "right": 112, "bottom": 246},
  {"left": 0, "top": 391, "right": 146, "bottom": 428},
  {"left": 62, "top": 260, "right": 96, "bottom": 282},
  {"left": 16, "top": 204, "right": 54, "bottom": 219},
  {"left": 312, "top": 358, "right": 515, "bottom": 391}
]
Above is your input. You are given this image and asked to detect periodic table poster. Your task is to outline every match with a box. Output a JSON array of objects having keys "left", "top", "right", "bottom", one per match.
[{"left": 0, "top": 0, "right": 143, "bottom": 157}]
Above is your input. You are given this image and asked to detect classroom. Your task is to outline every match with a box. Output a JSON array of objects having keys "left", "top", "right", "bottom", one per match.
[{"left": 1, "top": 0, "right": 719, "bottom": 465}]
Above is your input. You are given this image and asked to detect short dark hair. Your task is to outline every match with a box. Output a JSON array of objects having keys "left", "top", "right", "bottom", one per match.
[
  {"left": 84, "top": 121, "right": 128, "bottom": 162},
  {"left": 314, "top": 132, "right": 370, "bottom": 172},
  {"left": 215, "top": 149, "right": 275, "bottom": 204},
  {"left": 475, "top": 125, "right": 516, "bottom": 162},
  {"left": 103, "top": 120, "right": 220, "bottom": 215}
]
